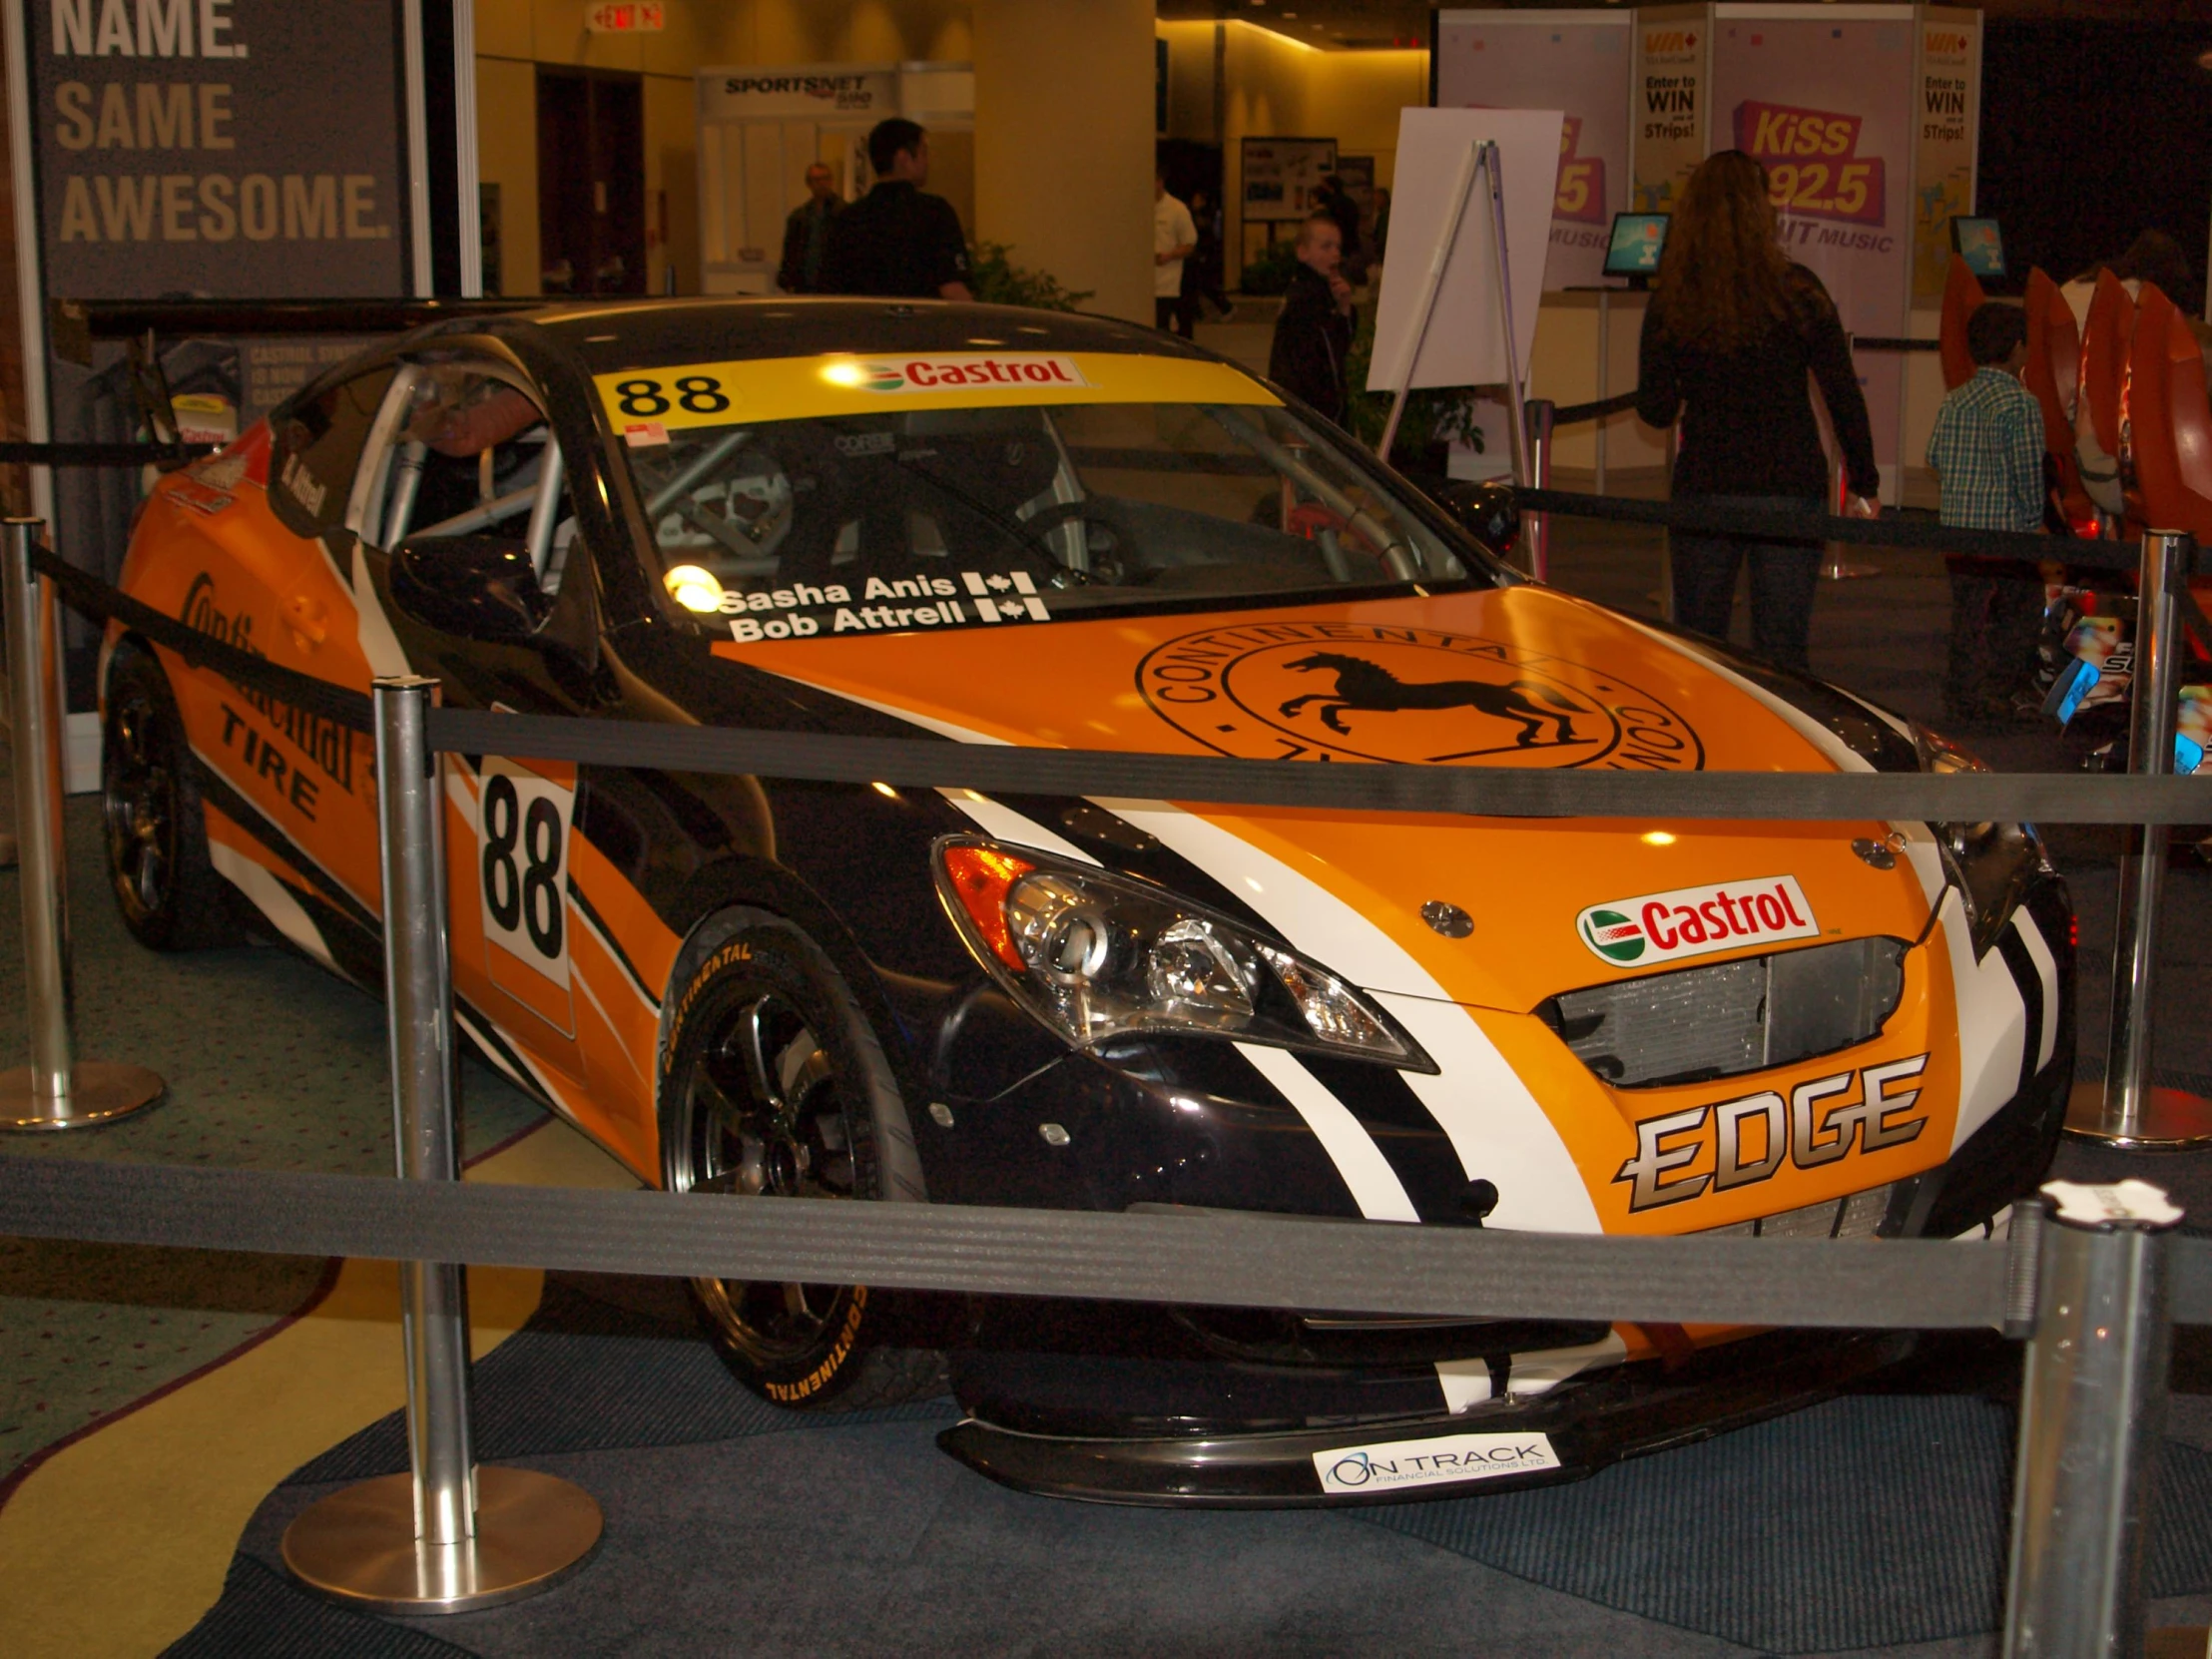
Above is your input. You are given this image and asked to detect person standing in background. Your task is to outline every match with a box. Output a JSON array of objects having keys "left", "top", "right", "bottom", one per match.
[
  {"left": 1269, "top": 214, "right": 1355, "bottom": 425},
  {"left": 1637, "top": 150, "right": 1879, "bottom": 672},
  {"left": 1928, "top": 302, "right": 2047, "bottom": 724},
  {"left": 1154, "top": 173, "right": 1198, "bottom": 337},
  {"left": 818, "top": 119, "right": 972, "bottom": 301},
  {"left": 1184, "top": 188, "right": 1232, "bottom": 321},
  {"left": 777, "top": 164, "right": 844, "bottom": 294}
]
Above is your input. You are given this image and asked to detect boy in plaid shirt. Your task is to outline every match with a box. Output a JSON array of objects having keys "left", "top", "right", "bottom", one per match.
[{"left": 1927, "top": 302, "right": 2047, "bottom": 723}]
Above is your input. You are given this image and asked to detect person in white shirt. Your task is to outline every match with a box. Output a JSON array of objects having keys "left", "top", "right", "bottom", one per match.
[{"left": 1154, "top": 173, "right": 1198, "bottom": 337}]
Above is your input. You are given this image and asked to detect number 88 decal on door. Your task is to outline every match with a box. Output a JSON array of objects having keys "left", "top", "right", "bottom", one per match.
[{"left": 466, "top": 758, "right": 577, "bottom": 1039}]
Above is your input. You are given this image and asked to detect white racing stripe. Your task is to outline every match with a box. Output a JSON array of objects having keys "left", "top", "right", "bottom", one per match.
[
  {"left": 1102, "top": 797, "right": 1602, "bottom": 1235},
  {"left": 208, "top": 840, "right": 336, "bottom": 969},
  {"left": 938, "top": 790, "right": 1098, "bottom": 864},
  {"left": 1232, "top": 1042, "right": 1419, "bottom": 1223},
  {"left": 2013, "top": 908, "right": 2060, "bottom": 1075},
  {"left": 1936, "top": 887, "right": 2030, "bottom": 1150}
]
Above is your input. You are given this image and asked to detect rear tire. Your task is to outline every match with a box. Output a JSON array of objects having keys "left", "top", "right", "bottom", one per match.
[
  {"left": 660, "top": 913, "right": 945, "bottom": 1408},
  {"left": 101, "top": 644, "right": 240, "bottom": 950}
]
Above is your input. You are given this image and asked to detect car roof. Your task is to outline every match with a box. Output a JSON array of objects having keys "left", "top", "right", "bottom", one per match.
[{"left": 524, "top": 297, "right": 1203, "bottom": 376}]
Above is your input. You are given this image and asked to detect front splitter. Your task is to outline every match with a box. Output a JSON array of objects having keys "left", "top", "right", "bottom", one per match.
[{"left": 937, "top": 1327, "right": 1917, "bottom": 1507}]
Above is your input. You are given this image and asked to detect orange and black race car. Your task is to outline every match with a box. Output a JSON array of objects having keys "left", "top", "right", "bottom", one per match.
[{"left": 101, "top": 299, "right": 2072, "bottom": 1506}]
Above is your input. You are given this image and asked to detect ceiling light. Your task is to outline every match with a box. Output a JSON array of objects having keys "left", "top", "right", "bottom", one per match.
[{"left": 1640, "top": 830, "right": 1678, "bottom": 846}]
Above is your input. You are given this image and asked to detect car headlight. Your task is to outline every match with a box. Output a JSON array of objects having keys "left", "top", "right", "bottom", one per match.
[
  {"left": 1912, "top": 723, "right": 2047, "bottom": 955},
  {"left": 935, "top": 837, "right": 1432, "bottom": 1070}
]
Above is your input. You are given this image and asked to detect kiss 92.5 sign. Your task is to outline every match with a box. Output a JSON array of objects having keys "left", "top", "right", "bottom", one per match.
[{"left": 1734, "top": 101, "right": 1884, "bottom": 227}]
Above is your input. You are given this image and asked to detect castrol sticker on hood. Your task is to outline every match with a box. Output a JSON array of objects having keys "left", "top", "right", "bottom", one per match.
[{"left": 1576, "top": 876, "right": 1819, "bottom": 967}]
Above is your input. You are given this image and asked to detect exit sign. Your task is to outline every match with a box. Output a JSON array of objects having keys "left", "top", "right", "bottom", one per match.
[{"left": 586, "top": 2, "right": 664, "bottom": 31}]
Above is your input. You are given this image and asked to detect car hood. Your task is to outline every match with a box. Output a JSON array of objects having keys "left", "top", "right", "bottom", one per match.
[{"left": 713, "top": 584, "right": 1940, "bottom": 1011}]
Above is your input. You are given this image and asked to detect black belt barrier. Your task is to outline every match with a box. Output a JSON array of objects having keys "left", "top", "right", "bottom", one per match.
[
  {"left": 1517, "top": 487, "right": 2133, "bottom": 570},
  {"left": 0, "top": 440, "right": 215, "bottom": 466},
  {"left": 0, "top": 1155, "right": 2205, "bottom": 1334},
  {"left": 1547, "top": 389, "right": 1643, "bottom": 426},
  {"left": 30, "top": 544, "right": 2212, "bottom": 825},
  {"left": 0, "top": 1153, "right": 2065, "bottom": 1331}
]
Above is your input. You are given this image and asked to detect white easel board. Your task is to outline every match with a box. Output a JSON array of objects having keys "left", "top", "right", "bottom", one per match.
[{"left": 1366, "top": 108, "right": 1563, "bottom": 392}]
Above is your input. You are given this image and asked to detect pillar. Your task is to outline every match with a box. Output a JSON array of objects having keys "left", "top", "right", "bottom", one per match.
[{"left": 973, "top": 0, "right": 1155, "bottom": 324}]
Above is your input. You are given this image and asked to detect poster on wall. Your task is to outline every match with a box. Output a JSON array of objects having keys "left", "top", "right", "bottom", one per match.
[
  {"left": 1432, "top": 10, "right": 1631, "bottom": 290},
  {"left": 1240, "top": 137, "right": 1338, "bottom": 224},
  {"left": 1912, "top": 9, "right": 1980, "bottom": 303},
  {"left": 1710, "top": 4, "right": 1917, "bottom": 491},
  {"left": 9, "top": 0, "right": 413, "bottom": 635},
  {"left": 1630, "top": 4, "right": 1709, "bottom": 216}
]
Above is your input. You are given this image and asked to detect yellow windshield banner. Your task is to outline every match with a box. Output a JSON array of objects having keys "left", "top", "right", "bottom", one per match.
[{"left": 593, "top": 351, "right": 1279, "bottom": 438}]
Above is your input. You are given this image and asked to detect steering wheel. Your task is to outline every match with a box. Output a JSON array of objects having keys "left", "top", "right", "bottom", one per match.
[{"left": 1021, "top": 498, "right": 1148, "bottom": 586}]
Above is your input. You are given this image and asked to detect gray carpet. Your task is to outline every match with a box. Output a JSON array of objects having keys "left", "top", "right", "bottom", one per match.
[{"left": 164, "top": 1274, "right": 2212, "bottom": 1659}]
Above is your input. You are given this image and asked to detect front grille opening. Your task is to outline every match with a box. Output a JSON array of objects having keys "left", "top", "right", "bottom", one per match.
[{"left": 1537, "top": 936, "right": 1908, "bottom": 1089}]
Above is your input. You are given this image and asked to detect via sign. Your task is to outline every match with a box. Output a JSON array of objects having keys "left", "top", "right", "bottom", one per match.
[{"left": 586, "top": 2, "right": 665, "bottom": 31}]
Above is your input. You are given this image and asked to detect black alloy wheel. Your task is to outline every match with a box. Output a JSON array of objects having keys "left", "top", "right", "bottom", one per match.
[
  {"left": 101, "top": 644, "right": 239, "bottom": 950},
  {"left": 660, "top": 915, "right": 943, "bottom": 1408}
]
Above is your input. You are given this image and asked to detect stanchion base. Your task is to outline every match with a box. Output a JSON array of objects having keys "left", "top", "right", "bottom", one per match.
[
  {"left": 1820, "top": 558, "right": 1882, "bottom": 581},
  {"left": 0, "top": 1062, "right": 165, "bottom": 1132},
  {"left": 282, "top": 1466, "right": 601, "bottom": 1614},
  {"left": 2063, "top": 1079, "right": 2212, "bottom": 1149}
]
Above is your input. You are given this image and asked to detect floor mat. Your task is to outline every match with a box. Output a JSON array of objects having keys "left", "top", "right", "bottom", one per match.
[
  {"left": 1362, "top": 1392, "right": 2212, "bottom": 1654},
  {"left": 288, "top": 1277, "right": 954, "bottom": 1486},
  {"left": 164, "top": 1555, "right": 477, "bottom": 1659}
]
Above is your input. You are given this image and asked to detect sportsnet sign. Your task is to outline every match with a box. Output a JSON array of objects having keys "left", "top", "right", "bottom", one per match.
[{"left": 1576, "top": 876, "right": 1819, "bottom": 967}]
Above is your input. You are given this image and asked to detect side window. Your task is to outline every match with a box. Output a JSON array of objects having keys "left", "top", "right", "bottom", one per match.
[
  {"left": 271, "top": 366, "right": 398, "bottom": 538},
  {"left": 369, "top": 364, "right": 577, "bottom": 595}
]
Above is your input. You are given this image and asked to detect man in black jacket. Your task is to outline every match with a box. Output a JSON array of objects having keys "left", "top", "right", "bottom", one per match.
[
  {"left": 819, "top": 119, "right": 973, "bottom": 300},
  {"left": 1268, "top": 215, "right": 1356, "bottom": 425},
  {"left": 777, "top": 164, "right": 843, "bottom": 293}
]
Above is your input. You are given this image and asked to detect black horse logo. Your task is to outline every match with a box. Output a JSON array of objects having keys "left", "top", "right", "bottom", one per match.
[{"left": 1277, "top": 652, "right": 1590, "bottom": 752}]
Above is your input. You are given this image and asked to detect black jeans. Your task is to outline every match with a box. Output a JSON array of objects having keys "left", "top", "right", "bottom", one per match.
[
  {"left": 1154, "top": 295, "right": 1194, "bottom": 338},
  {"left": 1943, "top": 557, "right": 2046, "bottom": 718},
  {"left": 1669, "top": 494, "right": 1825, "bottom": 671}
]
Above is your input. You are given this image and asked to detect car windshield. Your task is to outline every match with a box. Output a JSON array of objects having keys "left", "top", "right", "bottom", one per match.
[{"left": 617, "top": 398, "right": 1484, "bottom": 639}]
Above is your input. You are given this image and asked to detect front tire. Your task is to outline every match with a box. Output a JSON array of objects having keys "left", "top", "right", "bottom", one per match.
[
  {"left": 660, "top": 914, "right": 943, "bottom": 1408},
  {"left": 101, "top": 644, "right": 240, "bottom": 950}
]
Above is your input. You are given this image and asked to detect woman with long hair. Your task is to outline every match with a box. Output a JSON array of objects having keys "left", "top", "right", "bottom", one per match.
[{"left": 1637, "top": 150, "right": 1878, "bottom": 670}]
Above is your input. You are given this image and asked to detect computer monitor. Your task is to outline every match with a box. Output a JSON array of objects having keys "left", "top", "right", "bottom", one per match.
[
  {"left": 1951, "top": 217, "right": 2006, "bottom": 279},
  {"left": 1603, "top": 213, "right": 1669, "bottom": 282}
]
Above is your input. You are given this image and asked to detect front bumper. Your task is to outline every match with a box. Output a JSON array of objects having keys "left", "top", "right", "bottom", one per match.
[
  {"left": 935, "top": 1044, "right": 2070, "bottom": 1507},
  {"left": 939, "top": 1326, "right": 1919, "bottom": 1508}
]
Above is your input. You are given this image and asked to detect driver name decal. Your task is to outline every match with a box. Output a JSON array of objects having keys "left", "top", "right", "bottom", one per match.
[{"left": 1136, "top": 621, "right": 1704, "bottom": 769}]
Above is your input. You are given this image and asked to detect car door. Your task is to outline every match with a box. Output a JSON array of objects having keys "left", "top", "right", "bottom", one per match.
[{"left": 349, "top": 359, "right": 647, "bottom": 1157}]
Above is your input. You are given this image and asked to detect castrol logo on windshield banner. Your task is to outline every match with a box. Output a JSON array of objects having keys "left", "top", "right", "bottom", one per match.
[
  {"left": 1735, "top": 101, "right": 1885, "bottom": 227},
  {"left": 1577, "top": 876, "right": 1819, "bottom": 966},
  {"left": 840, "top": 355, "right": 1090, "bottom": 393}
]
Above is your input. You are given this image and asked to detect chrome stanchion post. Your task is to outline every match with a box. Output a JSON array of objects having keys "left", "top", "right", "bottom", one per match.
[
  {"left": 2002, "top": 1180, "right": 2182, "bottom": 1657},
  {"left": 282, "top": 676, "right": 600, "bottom": 1613},
  {"left": 1524, "top": 397, "right": 1554, "bottom": 583},
  {"left": 1, "top": 519, "right": 163, "bottom": 1131},
  {"left": 2066, "top": 529, "right": 2212, "bottom": 1146}
]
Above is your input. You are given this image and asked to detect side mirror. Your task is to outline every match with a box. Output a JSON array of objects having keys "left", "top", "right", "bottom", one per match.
[
  {"left": 389, "top": 534, "right": 551, "bottom": 644},
  {"left": 1433, "top": 479, "right": 1520, "bottom": 560}
]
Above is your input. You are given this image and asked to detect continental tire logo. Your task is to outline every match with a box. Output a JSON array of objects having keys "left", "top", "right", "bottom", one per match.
[
  {"left": 764, "top": 1285, "right": 868, "bottom": 1401},
  {"left": 1136, "top": 620, "right": 1704, "bottom": 771}
]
